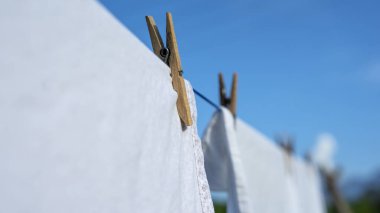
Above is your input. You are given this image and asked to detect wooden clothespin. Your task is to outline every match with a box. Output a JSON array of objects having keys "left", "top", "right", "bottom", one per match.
[
  {"left": 280, "top": 141, "right": 294, "bottom": 156},
  {"left": 276, "top": 133, "right": 295, "bottom": 155},
  {"left": 219, "top": 73, "right": 238, "bottom": 117},
  {"left": 276, "top": 134, "right": 295, "bottom": 173},
  {"left": 145, "top": 13, "right": 192, "bottom": 126}
]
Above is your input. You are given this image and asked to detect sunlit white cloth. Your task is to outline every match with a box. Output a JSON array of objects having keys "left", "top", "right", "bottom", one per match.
[
  {"left": 202, "top": 108, "right": 326, "bottom": 213},
  {"left": 0, "top": 0, "right": 213, "bottom": 212},
  {"left": 202, "top": 108, "right": 252, "bottom": 213},
  {"left": 294, "top": 159, "right": 326, "bottom": 213}
]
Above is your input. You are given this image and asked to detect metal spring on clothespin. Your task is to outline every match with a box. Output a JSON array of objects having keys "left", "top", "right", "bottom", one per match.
[{"left": 160, "top": 47, "right": 170, "bottom": 65}]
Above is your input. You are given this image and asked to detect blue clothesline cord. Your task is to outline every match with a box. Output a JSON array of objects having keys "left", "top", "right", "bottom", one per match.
[{"left": 193, "top": 88, "right": 220, "bottom": 110}]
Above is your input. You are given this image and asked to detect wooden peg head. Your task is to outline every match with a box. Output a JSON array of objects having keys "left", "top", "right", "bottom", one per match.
[{"left": 218, "top": 73, "right": 227, "bottom": 106}]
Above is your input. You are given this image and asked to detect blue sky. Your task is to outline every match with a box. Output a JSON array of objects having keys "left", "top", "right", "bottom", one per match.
[{"left": 99, "top": 0, "right": 380, "bottom": 179}]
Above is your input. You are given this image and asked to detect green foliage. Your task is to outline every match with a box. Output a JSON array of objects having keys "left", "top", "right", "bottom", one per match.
[
  {"left": 214, "top": 202, "right": 227, "bottom": 213},
  {"left": 327, "top": 195, "right": 380, "bottom": 213}
]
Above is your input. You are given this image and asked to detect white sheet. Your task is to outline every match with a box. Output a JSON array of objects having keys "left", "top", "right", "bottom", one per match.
[
  {"left": 0, "top": 0, "right": 213, "bottom": 212},
  {"left": 203, "top": 108, "right": 326, "bottom": 213},
  {"left": 294, "top": 159, "right": 326, "bottom": 213},
  {"left": 202, "top": 108, "right": 252, "bottom": 213},
  {"left": 237, "top": 118, "right": 293, "bottom": 213}
]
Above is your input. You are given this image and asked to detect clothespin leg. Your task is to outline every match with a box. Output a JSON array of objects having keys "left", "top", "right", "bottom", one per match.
[
  {"left": 166, "top": 12, "right": 192, "bottom": 126},
  {"left": 229, "top": 73, "right": 238, "bottom": 117},
  {"left": 218, "top": 73, "right": 226, "bottom": 106},
  {"left": 145, "top": 16, "right": 165, "bottom": 60}
]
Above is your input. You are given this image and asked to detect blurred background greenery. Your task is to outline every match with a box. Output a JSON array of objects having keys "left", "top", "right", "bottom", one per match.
[{"left": 213, "top": 203, "right": 226, "bottom": 213}]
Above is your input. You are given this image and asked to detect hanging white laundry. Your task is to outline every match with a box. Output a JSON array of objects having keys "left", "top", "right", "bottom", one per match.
[
  {"left": 203, "top": 108, "right": 326, "bottom": 213},
  {"left": 294, "top": 159, "right": 326, "bottom": 213},
  {"left": 202, "top": 108, "right": 252, "bottom": 213},
  {"left": 0, "top": 0, "right": 213, "bottom": 212},
  {"left": 236, "top": 117, "right": 292, "bottom": 213},
  {"left": 284, "top": 165, "right": 302, "bottom": 213}
]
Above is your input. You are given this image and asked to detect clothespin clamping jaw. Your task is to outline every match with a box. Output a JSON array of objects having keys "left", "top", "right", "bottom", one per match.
[
  {"left": 145, "top": 13, "right": 192, "bottom": 126},
  {"left": 219, "top": 73, "right": 238, "bottom": 118}
]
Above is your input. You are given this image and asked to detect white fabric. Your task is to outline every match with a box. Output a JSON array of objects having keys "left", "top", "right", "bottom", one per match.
[
  {"left": 294, "top": 159, "right": 326, "bottom": 213},
  {"left": 203, "top": 108, "right": 326, "bottom": 213},
  {"left": 0, "top": 0, "right": 213, "bottom": 212},
  {"left": 185, "top": 81, "right": 215, "bottom": 213},
  {"left": 202, "top": 108, "right": 252, "bottom": 213}
]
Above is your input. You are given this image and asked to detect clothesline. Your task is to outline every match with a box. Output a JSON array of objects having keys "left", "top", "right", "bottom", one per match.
[{"left": 193, "top": 88, "right": 220, "bottom": 110}]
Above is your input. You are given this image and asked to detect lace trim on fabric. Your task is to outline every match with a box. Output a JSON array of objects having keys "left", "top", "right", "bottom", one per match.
[{"left": 185, "top": 81, "right": 215, "bottom": 213}]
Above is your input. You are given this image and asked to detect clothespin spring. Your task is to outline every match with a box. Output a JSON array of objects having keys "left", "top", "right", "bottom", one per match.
[
  {"left": 160, "top": 47, "right": 170, "bottom": 65},
  {"left": 159, "top": 48, "right": 184, "bottom": 77}
]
